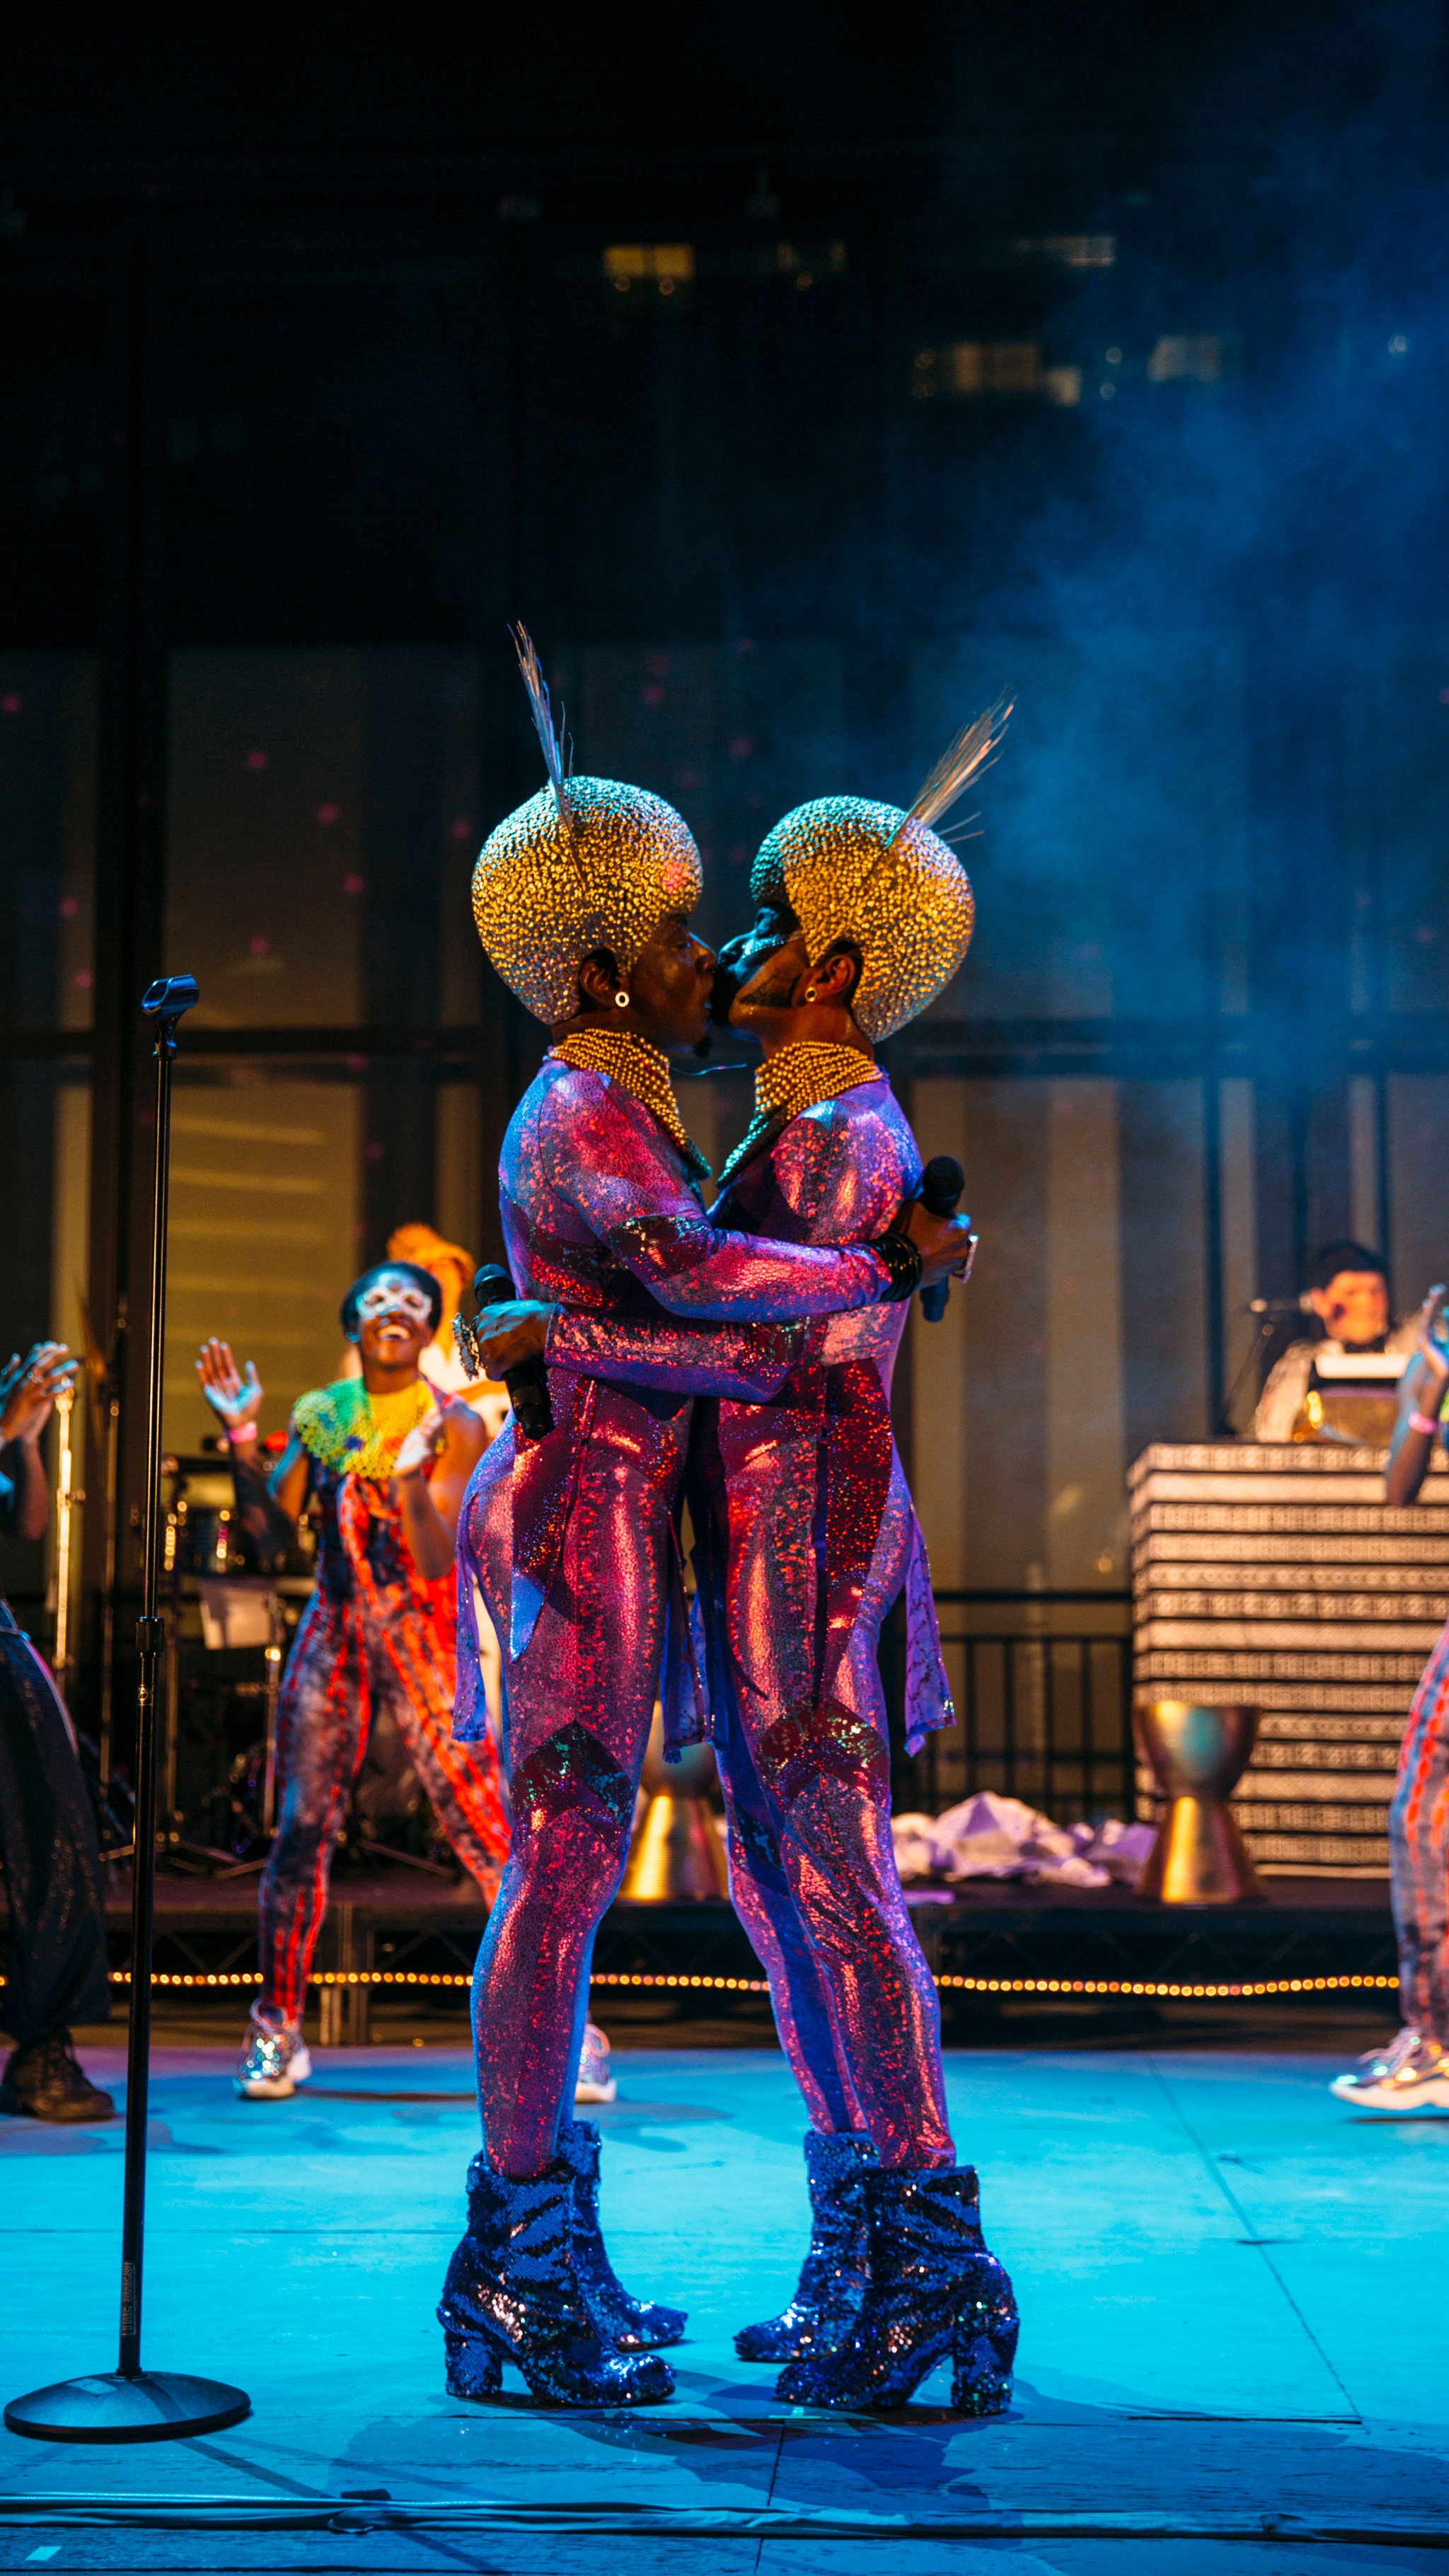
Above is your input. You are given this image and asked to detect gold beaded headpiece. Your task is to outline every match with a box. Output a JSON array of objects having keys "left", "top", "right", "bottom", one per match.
[
  {"left": 472, "top": 629, "right": 703, "bottom": 1025},
  {"left": 750, "top": 701, "right": 1010, "bottom": 1041}
]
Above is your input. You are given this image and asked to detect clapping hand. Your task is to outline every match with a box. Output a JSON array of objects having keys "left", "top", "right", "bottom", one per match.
[
  {"left": 195, "top": 1337, "right": 264, "bottom": 1431},
  {"left": 0, "top": 1341, "right": 77, "bottom": 1446},
  {"left": 393, "top": 1404, "right": 446, "bottom": 1482}
]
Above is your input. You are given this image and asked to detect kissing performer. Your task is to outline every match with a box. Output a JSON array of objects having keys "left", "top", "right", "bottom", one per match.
[
  {"left": 437, "top": 633, "right": 973, "bottom": 2408},
  {"left": 693, "top": 737, "right": 1019, "bottom": 2413},
  {"left": 197, "top": 1262, "right": 509, "bottom": 2101}
]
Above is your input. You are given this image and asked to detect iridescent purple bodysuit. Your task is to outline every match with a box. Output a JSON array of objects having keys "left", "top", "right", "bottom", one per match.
[
  {"left": 691, "top": 1073, "right": 955, "bottom": 2169},
  {"left": 454, "top": 1057, "right": 892, "bottom": 2177}
]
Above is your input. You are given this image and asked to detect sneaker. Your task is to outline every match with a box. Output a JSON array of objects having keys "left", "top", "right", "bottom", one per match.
[
  {"left": 575, "top": 2021, "right": 617, "bottom": 2106},
  {"left": 1329, "top": 2026, "right": 1449, "bottom": 2111},
  {"left": 235, "top": 2008, "right": 313, "bottom": 2101},
  {"left": 0, "top": 2033, "right": 114, "bottom": 2124}
]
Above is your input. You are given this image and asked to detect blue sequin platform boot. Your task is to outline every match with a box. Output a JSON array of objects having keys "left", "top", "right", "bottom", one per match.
[
  {"left": 775, "top": 2164, "right": 1017, "bottom": 2414},
  {"left": 558, "top": 2119, "right": 687, "bottom": 2350},
  {"left": 735, "top": 2130, "right": 875, "bottom": 2362},
  {"left": 437, "top": 2154, "right": 675, "bottom": 2407}
]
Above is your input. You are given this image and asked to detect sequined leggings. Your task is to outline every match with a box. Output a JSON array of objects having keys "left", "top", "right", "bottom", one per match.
[
  {"left": 717, "top": 1685, "right": 952, "bottom": 2169},
  {"left": 709, "top": 1445, "right": 952, "bottom": 2170},
  {"left": 469, "top": 1440, "right": 671, "bottom": 2178},
  {"left": 1390, "top": 1621, "right": 1449, "bottom": 2042},
  {"left": 259, "top": 1592, "right": 503, "bottom": 2022}
]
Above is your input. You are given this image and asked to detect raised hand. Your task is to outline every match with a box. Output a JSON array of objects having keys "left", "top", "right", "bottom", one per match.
[
  {"left": 1415, "top": 1286, "right": 1449, "bottom": 1382},
  {"left": 195, "top": 1336, "right": 264, "bottom": 1431},
  {"left": 0, "top": 1341, "right": 77, "bottom": 1446}
]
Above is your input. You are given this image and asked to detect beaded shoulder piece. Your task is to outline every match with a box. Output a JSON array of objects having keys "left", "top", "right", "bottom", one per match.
[
  {"left": 547, "top": 1028, "right": 710, "bottom": 1182},
  {"left": 717, "top": 1041, "right": 883, "bottom": 1190},
  {"left": 292, "top": 1376, "right": 436, "bottom": 1484}
]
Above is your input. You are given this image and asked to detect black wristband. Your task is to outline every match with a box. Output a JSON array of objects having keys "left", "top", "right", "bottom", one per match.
[{"left": 873, "top": 1232, "right": 923, "bottom": 1303}]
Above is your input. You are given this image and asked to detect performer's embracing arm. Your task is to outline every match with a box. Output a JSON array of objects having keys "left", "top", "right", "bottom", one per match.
[{"left": 1387, "top": 1288, "right": 1449, "bottom": 1507}]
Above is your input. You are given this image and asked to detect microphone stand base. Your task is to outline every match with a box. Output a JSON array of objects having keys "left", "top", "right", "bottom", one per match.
[{"left": 5, "top": 2369, "right": 250, "bottom": 2444}]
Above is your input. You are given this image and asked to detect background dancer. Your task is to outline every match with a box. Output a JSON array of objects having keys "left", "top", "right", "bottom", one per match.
[
  {"left": 0, "top": 1339, "right": 113, "bottom": 2125},
  {"left": 197, "top": 1261, "right": 507, "bottom": 2101},
  {"left": 438, "top": 633, "right": 972, "bottom": 2410},
  {"left": 1332, "top": 1285, "right": 1449, "bottom": 2112}
]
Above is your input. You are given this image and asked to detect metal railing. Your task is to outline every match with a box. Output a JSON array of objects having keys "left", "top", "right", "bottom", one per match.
[{"left": 884, "top": 1590, "right": 1134, "bottom": 1824}]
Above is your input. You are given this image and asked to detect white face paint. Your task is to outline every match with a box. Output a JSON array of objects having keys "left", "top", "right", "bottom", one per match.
[{"left": 354, "top": 1272, "right": 435, "bottom": 1329}]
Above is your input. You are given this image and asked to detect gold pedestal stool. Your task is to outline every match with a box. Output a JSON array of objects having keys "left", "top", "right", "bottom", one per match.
[{"left": 1134, "top": 1701, "right": 1264, "bottom": 1904}]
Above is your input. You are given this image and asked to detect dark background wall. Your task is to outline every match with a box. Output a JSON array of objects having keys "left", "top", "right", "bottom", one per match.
[{"left": 4, "top": 0, "right": 1449, "bottom": 1717}]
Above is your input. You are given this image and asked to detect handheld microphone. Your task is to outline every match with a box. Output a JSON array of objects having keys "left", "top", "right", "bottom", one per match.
[
  {"left": 471, "top": 1264, "right": 553, "bottom": 1443},
  {"left": 919, "top": 1155, "right": 969, "bottom": 1323}
]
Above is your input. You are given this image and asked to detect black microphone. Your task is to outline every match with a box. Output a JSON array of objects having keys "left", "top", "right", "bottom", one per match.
[
  {"left": 472, "top": 1264, "right": 553, "bottom": 1443},
  {"left": 919, "top": 1155, "right": 968, "bottom": 1322},
  {"left": 1247, "top": 1295, "right": 1315, "bottom": 1316}
]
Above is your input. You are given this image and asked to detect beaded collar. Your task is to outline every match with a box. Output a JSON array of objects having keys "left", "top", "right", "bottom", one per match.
[
  {"left": 547, "top": 1028, "right": 710, "bottom": 1182},
  {"left": 292, "top": 1376, "right": 436, "bottom": 1484},
  {"left": 717, "top": 1041, "right": 883, "bottom": 1189}
]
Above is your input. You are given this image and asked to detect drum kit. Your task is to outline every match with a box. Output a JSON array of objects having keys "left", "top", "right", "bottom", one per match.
[{"left": 149, "top": 1448, "right": 304, "bottom": 1872}]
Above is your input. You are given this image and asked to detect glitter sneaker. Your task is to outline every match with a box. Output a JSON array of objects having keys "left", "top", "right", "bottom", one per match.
[
  {"left": 235, "top": 2008, "right": 313, "bottom": 2101},
  {"left": 575, "top": 2020, "right": 617, "bottom": 2105},
  {"left": 1329, "top": 2026, "right": 1449, "bottom": 2111}
]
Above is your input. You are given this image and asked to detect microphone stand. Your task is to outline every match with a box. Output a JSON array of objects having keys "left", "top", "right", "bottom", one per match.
[
  {"left": 1218, "top": 1307, "right": 1295, "bottom": 1437},
  {"left": 6, "top": 976, "right": 250, "bottom": 2444}
]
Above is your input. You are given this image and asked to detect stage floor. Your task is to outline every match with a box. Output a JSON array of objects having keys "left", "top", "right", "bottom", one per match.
[{"left": 2, "top": 2044, "right": 1447, "bottom": 2571}]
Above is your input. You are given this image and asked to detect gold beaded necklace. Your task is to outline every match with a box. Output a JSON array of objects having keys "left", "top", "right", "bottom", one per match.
[
  {"left": 547, "top": 1028, "right": 711, "bottom": 1182},
  {"left": 717, "top": 1041, "right": 882, "bottom": 1189}
]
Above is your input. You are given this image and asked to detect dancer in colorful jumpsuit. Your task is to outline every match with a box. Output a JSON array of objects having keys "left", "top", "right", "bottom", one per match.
[
  {"left": 1332, "top": 1283, "right": 1449, "bottom": 2111},
  {"left": 437, "top": 633, "right": 974, "bottom": 2408},
  {"left": 692, "top": 734, "right": 1019, "bottom": 2411},
  {"left": 197, "top": 1262, "right": 509, "bottom": 2101}
]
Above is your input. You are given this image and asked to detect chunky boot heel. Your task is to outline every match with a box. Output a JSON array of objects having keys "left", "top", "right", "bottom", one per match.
[
  {"left": 443, "top": 2327, "right": 503, "bottom": 2401},
  {"left": 437, "top": 2155, "right": 675, "bottom": 2407},
  {"left": 949, "top": 2251, "right": 1019, "bottom": 2416},
  {"left": 558, "top": 2120, "right": 686, "bottom": 2350},
  {"left": 776, "top": 2164, "right": 1017, "bottom": 2415},
  {"left": 735, "top": 2132, "right": 875, "bottom": 2362}
]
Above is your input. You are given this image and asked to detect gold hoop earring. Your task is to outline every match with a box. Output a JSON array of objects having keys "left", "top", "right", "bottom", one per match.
[
  {"left": 804, "top": 987, "right": 817, "bottom": 1003},
  {"left": 614, "top": 990, "right": 630, "bottom": 1010}
]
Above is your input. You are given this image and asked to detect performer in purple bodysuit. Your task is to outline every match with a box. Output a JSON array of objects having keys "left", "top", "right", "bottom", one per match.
[
  {"left": 436, "top": 635, "right": 973, "bottom": 2410},
  {"left": 693, "top": 729, "right": 1020, "bottom": 2413}
]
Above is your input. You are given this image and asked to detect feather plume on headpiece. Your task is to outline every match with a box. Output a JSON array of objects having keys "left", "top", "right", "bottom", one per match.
[
  {"left": 749, "top": 695, "right": 1010, "bottom": 1041},
  {"left": 891, "top": 693, "right": 1012, "bottom": 848},
  {"left": 473, "top": 628, "right": 703, "bottom": 1024},
  {"left": 509, "top": 623, "right": 572, "bottom": 823}
]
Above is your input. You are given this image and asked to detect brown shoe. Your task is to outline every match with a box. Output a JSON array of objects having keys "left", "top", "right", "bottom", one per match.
[{"left": 0, "top": 2033, "right": 115, "bottom": 2123}]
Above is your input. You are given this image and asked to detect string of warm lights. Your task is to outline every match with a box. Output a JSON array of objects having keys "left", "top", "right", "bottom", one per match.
[{"left": 106, "top": 1968, "right": 1397, "bottom": 2001}]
